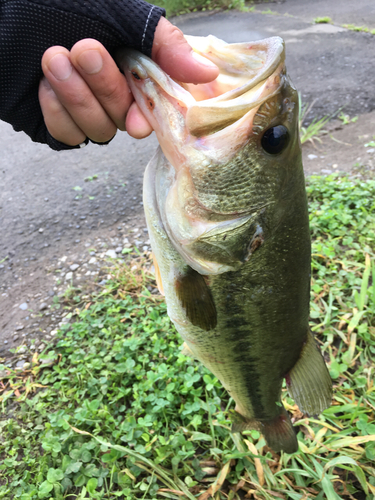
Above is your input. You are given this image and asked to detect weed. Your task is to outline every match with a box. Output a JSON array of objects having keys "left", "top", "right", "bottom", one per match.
[
  {"left": 338, "top": 112, "right": 359, "bottom": 125},
  {"left": 342, "top": 24, "right": 375, "bottom": 34},
  {"left": 298, "top": 94, "right": 331, "bottom": 145},
  {"left": 314, "top": 16, "right": 332, "bottom": 24},
  {"left": 148, "top": 0, "right": 268, "bottom": 16},
  {"left": 260, "top": 8, "right": 278, "bottom": 15}
]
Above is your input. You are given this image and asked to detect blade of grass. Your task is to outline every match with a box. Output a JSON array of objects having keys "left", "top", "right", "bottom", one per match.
[
  {"left": 324, "top": 456, "right": 368, "bottom": 495},
  {"left": 69, "top": 426, "right": 197, "bottom": 500},
  {"left": 244, "top": 440, "right": 264, "bottom": 486},
  {"left": 309, "top": 456, "right": 341, "bottom": 500}
]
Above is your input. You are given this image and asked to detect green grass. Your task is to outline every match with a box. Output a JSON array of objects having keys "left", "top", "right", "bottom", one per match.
[
  {"left": 338, "top": 113, "right": 358, "bottom": 126},
  {"left": 298, "top": 94, "right": 332, "bottom": 145},
  {"left": 312, "top": 19, "right": 375, "bottom": 35},
  {"left": 147, "top": 0, "right": 271, "bottom": 17},
  {"left": 148, "top": 0, "right": 244, "bottom": 17},
  {"left": 314, "top": 17, "right": 332, "bottom": 24},
  {"left": 1, "top": 175, "right": 375, "bottom": 499},
  {"left": 259, "top": 8, "right": 278, "bottom": 15},
  {"left": 342, "top": 24, "right": 375, "bottom": 35}
]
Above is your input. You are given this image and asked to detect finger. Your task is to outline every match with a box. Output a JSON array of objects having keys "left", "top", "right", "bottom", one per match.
[
  {"left": 38, "top": 77, "right": 86, "bottom": 146},
  {"left": 125, "top": 102, "right": 153, "bottom": 139},
  {"left": 70, "top": 39, "right": 133, "bottom": 131},
  {"left": 152, "top": 17, "right": 219, "bottom": 84},
  {"left": 41, "top": 46, "right": 117, "bottom": 143}
]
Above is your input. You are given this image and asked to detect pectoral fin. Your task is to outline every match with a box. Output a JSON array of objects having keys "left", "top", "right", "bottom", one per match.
[
  {"left": 175, "top": 267, "right": 217, "bottom": 331},
  {"left": 152, "top": 253, "right": 164, "bottom": 296},
  {"left": 286, "top": 331, "right": 332, "bottom": 416},
  {"left": 181, "top": 342, "right": 197, "bottom": 358}
]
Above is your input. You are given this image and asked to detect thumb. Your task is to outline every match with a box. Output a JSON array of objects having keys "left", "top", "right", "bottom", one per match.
[{"left": 151, "top": 17, "right": 219, "bottom": 84}]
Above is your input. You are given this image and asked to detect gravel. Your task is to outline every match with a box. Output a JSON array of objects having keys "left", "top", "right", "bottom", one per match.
[
  {"left": 105, "top": 249, "right": 117, "bottom": 259},
  {"left": 2, "top": 226, "right": 152, "bottom": 370}
]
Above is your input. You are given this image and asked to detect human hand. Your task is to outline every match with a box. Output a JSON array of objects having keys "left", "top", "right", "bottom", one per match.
[{"left": 39, "top": 17, "right": 219, "bottom": 146}]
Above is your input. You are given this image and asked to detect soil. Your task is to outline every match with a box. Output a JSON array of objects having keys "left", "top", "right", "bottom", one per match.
[{"left": 1, "top": 0, "right": 375, "bottom": 361}]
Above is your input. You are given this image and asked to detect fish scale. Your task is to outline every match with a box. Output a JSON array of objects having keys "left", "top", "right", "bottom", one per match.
[
  {"left": 191, "top": 145, "right": 274, "bottom": 213},
  {"left": 117, "top": 34, "right": 332, "bottom": 454}
]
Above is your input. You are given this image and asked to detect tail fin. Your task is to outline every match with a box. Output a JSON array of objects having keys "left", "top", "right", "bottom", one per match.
[
  {"left": 232, "top": 408, "right": 298, "bottom": 454},
  {"left": 286, "top": 331, "right": 332, "bottom": 416}
]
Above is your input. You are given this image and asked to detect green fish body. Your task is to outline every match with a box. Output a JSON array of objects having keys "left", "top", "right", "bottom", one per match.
[{"left": 117, "top": 35, "right": 332, "bottom": 453}]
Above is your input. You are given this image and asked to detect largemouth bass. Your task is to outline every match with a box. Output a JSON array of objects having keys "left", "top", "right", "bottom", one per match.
[{"left": 117, "top": 35, "right": 332, "bottom": 453}]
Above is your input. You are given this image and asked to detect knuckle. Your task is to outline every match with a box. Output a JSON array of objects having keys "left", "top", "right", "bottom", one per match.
[
  {"left": 89, "top": 124, "right": 117, "bottom": 143},
  {"left": 164, "top": 27, "right": 187, "bottom": 53},
  {"left": 169, "top": 26, "right": 185, "bottom": 43},
  {"left": 71, "top": 38, "right": 103, "bottom": 53},
  {"left": 98, "top": 80, "right": 122, "bottom": 103},
  {"left": 60, "top": 88, "right": 94, "bottom": 111}
]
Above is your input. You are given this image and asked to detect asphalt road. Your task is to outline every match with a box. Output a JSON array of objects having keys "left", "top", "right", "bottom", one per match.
[{"left": 1, "top": 0, "right": 375, "bottom": 351}]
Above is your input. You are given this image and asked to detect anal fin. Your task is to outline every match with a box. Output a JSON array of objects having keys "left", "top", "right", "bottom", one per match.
[
  {"left": 231, "top": 407, "right": 298, "bottom": 454},
  {"left": 286, "top": 331, "right": 332, "bottom": 416},
  {"left": 175, "top": 267, "right": 217, "bottom": 331}
]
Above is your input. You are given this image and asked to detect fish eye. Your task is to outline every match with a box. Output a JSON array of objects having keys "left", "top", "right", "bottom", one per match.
[
  {"left": 261, "top": 125, "right": 289, "bottom": 155},
  {"left": 131, "top": 71, "right": 141, "bottom": 80}
]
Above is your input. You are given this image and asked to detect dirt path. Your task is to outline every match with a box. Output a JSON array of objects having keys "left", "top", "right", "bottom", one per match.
[{"left": 1, "top": 0, "right": 375, "bottom": 358}]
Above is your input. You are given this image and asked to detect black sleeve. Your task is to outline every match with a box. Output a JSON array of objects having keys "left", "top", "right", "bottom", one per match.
[{"left": 0, "top": 0, "right": 165, "bottom": 150}]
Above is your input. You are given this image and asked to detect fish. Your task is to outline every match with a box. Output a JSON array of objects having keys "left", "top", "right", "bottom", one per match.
[{"left": 117, "top": 35, "right": 332, "bottom": 454}]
